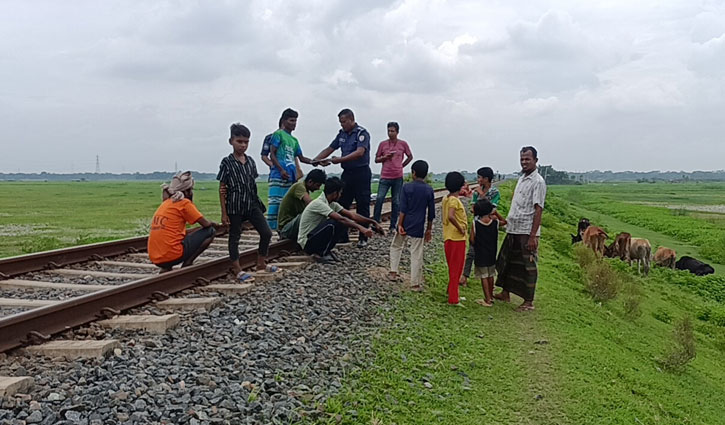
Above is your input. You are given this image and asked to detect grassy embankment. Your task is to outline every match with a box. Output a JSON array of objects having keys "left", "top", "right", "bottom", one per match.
[
  {"left": 553, "top": 183, "right": 725, "bottom": 267},
  {"left": 316, "top": 182, "right": 725, "bottom": 425}
]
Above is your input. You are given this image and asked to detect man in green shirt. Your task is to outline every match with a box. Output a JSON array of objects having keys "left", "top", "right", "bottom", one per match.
[
  {"left": 298, "top": 177, "right": 384, "bottom": 263},
  {"left": 278, "top": 169, "right": 327, "bottom": 241}
]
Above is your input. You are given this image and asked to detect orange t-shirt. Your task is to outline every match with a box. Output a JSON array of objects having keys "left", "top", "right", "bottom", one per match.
[{"left": 147, "top": 199, "right": 203, "bottom": 264}]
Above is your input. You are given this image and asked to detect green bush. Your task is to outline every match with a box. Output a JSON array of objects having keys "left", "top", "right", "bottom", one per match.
[
  {"left": 622, "top": 283, "right": 644, "bottom": 320},
  {"left": 583, "top": 260, "right": 622, "bottom": 302},
  {"left": 659, "top": 317, "right": 696, "bottom": 372},
  {"left": 573, "top": 244, "right": 597, "bottom": 269}
]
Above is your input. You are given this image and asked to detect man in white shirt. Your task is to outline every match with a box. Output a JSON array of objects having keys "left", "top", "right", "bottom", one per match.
[{"left": 494, "top": 146, "right": 547, "bottom": 311}]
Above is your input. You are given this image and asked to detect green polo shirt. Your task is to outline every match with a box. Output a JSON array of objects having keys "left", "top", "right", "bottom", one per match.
[
  {"left": 278, "top": 180, "right": 309, "bottom": 229},
  {"left": 297, "top": 195, "right": 344, "bottom": 247}
]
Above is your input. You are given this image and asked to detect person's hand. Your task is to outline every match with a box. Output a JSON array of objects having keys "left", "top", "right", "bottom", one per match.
[
  {"left": 221, "top": 213, "right": 230, "bottom": 227},
  {"left": 281, "top": 170, "right": 290, "bottom": 180},
  {"left": 500, "top": 219, "right": 508, "bottom": 226},
  {"left": 526, "top": 235, "right": 539, "bottom": 252},
  {"left": 362, "top": 228, "right": 373, "bottom": 238},
  {"left": 424, "top": 229, "right": 432, "bottom": 243},
  {"left": 398, "top": 224, "right": 406, "bottom": 236},
  {"left": 372, "top": 222, "right": 385, "bottom": 235},
  {"left": 319, "top": 159, "right": 332, "bottom": 166},
  {"left": 331, "top": 156, "right": 341, "bottom": 164}
]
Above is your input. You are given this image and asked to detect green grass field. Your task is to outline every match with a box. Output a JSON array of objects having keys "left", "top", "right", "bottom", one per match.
[
  {"left": 314, "top": 182, "right": 725, "bottom": 424},
  {"left": 0, "top": 181, "right": 231, "bottom": 258},
  {"left": 3, "top": 180, "right": 725, "bottom": 423}
]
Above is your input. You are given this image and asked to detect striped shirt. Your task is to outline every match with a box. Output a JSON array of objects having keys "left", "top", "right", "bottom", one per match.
[
  {"left": 505, "top": 169, "right": 547, "bottom": 236},
  {"left": 216, "top": 153, "right": 263, "bottom": 215}
]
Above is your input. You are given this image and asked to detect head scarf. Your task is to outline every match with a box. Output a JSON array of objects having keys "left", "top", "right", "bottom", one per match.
[{"left": 162, "top": 171, "right": 194, "bottom": 202}]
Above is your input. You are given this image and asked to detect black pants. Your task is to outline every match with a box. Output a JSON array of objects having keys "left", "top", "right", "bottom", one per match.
[
  {"left": 154, "top": 227, "right": 215, "bottom": 268},
  {"left": 228, "top": 207, "right": 272, "bottom": 260},
  {"left": 339, "top": 166, "right": 371, "bottom": 241},
  {"left": 303, "top": 219, "right": 346, "bottom": 257}
]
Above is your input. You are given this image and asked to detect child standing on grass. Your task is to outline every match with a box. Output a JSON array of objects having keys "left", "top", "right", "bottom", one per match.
[
  {"left": 217, "top": 123, "right": 276, "bottom": 282},
  {"left": 470, "top": 199, "right": 499, "bottom": 307},
  {"left": 442, "top": 171, "right": 468, "bottom": 305},
  {"left": 460, "top": 167, "right": 505, "bottom": 286},
  {"left": 388, "top": 160, "right": 435, "bottom": 291}
]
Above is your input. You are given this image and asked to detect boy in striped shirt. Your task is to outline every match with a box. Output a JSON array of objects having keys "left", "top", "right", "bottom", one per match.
[{"left": 218, "top": 123, "right": 275, "bottom": 281}]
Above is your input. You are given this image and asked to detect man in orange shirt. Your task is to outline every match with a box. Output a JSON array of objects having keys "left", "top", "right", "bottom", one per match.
[{"left": 148, "top": 172, "right": 220, "bottom": 272}]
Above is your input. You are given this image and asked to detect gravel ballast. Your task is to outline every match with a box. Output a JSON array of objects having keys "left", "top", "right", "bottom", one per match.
[{"left": 0, "top": 214, "right": 443, "bottom": 424}]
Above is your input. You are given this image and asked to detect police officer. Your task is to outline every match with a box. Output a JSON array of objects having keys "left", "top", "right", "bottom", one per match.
[{"left": 313, "top": 108, "right": 378, "bottom": 247}]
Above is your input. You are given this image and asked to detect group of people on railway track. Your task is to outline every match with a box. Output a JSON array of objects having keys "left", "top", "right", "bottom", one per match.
[{"left": 146, "top": 108, "right": 547, "bottom": 311}]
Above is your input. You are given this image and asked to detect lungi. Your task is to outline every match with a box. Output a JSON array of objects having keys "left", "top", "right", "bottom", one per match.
[
  {"left": 495, "top": 233, "right": 538, "bottom": 301},
  {"left": 267, "top": 178, "right": 293, "bottom": 230}
]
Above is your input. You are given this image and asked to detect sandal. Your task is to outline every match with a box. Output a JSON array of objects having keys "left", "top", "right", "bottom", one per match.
[
  {"left": 265, "top": 264, "right": 280, "bottom": 273},
  {"left": 409, "top": 285, "right": 424, "bottom": 292},
  {"left": 515, "top": 304, "right": 535, "bottom": 312},
  {"left": 387, "top": 273, "right": 401, "bottom": 282},
  {"left": 237, "top": 272, "right": 256, "bottom": 283}
]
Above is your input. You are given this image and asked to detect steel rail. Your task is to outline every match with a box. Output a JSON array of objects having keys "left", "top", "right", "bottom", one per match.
[
  {"left": 0, "top": 237, "right": 148, "bottom": 279},
  {"left": 0, "top": 185, "right": 459, "bottom": 353}
]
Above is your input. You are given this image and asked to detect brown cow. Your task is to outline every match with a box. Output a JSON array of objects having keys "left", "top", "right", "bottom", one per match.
[
  {"left": 654, "top": 246, "right": 676, "bottom": 269},
  {"left": 604, "top": 232, "right": 631, "bottom": 262},
  {"left": 582, "top": 226, "right": 608, "bottom": 256},
  {"left": 629, "top": 238, "right": 651, "bottom": 275}
]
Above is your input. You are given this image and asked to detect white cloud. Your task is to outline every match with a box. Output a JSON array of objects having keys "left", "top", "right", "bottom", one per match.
[{"left": 1, "top": 0, "right": 725, "bottom": 174}]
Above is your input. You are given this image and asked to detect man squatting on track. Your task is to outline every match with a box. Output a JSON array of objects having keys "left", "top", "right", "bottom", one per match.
[
  {"left": 297, "top": 177, "right": 385, "bottom": 264},
  {"left": 148, "top": 172, "right": 220, "bottom": 272},
  {"left": 276, "top": 169, "right": 327, "bottom": 242},
  {"left": 494, "top": 146, "right": 547, "bottom": 311},
  {"left": 217, "top": 123, "right": 277, "bottom": 281}
]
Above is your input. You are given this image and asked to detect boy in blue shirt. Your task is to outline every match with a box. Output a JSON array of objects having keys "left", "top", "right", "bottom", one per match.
[{"left": 388, "top": 160, "right": 435, "bottom": 290}]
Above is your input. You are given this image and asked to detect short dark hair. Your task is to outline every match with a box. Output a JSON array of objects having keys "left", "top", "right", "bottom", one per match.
[
  {"left": 324, "top": 176, "right": 345, "bottom": 195},
  {"left": 445, "top": 171, "right": 465, "bottom": 193},
  {"left": 473, "top": 199, "right": 494, "bottom": 217},
  {"left": 387, "top": 121, "right": 399, "bottom": 132},
  {"left": 305, "top": 169, "right": 327, "bottom": 184},
  {"left": 411, "top": 160, "right": 428, "bottom": 179},
  {"left": 477, "top": 167, "right": 494, "bottom": 182},
  {"left": 281, "top": 108, "right": 298, "bottom": 121},
  {"left": 230, "top": 123, "right": 250, "bottom": 138},
  {"left": 338, "top": 108, "right": 354, "bottom": 120},
  {"left": 521, "top": 146, "right": 538, "bottom": 159}
]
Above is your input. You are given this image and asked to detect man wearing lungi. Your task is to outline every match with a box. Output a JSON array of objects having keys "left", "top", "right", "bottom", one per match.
[{"left": 494, "top": 146, "right": 547, "bottom": 311}]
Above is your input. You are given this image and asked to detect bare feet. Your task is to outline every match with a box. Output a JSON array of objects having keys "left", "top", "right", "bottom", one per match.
[
  {"left": 410, "top": 285, "right": 424, "bottom": 292},
  {"left": 475, "top": 299, "right": 493, "bottom": 307},
  {"left": 459, "top": 276, "right": 468, "bottom": 287}
]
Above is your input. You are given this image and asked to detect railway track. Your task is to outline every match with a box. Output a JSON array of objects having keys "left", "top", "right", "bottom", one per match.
[{"left": 0, "top": 187, "right": 454, "bottom": 354}]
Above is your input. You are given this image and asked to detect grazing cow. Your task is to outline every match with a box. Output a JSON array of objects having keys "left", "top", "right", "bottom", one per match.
[
  {"left": 629, "top": 238, "right": 651, "bottom": 275},
  {"left": 654, "top": 246, "right": 676, "bottom": 269},
  {"left": 675, "top": 256, "right": 715, "bottom": 276},
  {"left": 604, "top": 232, "right": 631, "bottom": 262},
  {"left": 571, "top": 218, "right": 591, "bottom": 244},
  {"left": 582, "top": 226, "right": 608, "bottom": 256}
]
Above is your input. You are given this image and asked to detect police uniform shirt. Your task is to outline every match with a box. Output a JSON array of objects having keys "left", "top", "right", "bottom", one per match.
[{"left": 329, "top": 125, "right": 370, "bottom": 170}]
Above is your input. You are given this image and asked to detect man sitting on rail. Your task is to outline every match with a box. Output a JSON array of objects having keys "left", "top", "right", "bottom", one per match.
[
  {"left": 297, "top": 176, "right": 384, "bottom": 263},
  {"left": 148, "top": 171, "right": 220, "bottom": 272},
  {"left": 277, "top": 169, "right": 327, "bottom": 242}
]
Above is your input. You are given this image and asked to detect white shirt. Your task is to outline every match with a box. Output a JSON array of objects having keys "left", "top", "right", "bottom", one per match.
[{"left": 506, "top": 169, "right": 547, "bottom": 236}]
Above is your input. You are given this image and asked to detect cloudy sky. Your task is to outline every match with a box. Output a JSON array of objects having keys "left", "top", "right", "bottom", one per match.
[{"left": 1, "top": 0, "right": 724, "bottom": 174}]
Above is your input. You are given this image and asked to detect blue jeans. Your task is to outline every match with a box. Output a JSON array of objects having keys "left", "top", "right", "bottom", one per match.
[{"left": 373, "top": 178, "right": 403, "bottom": 229}]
